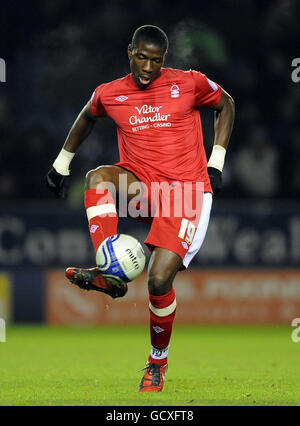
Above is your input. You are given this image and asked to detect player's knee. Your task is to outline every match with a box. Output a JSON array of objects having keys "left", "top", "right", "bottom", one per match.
[
  {"left": 85, "top": 166, "right": 113, "bottom": 190},
  {"left": 148, "top": 270, "right": 173, "bottom": 296}
]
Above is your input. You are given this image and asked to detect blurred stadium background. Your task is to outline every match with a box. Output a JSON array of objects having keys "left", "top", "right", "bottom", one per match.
[{"left": 0, "top": 0, "right": 300, "bottom": 328}]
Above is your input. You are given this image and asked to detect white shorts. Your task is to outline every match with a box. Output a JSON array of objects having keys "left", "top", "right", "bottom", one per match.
[{"left": 182, "top": 192, "right": 213, "bottom": 268}]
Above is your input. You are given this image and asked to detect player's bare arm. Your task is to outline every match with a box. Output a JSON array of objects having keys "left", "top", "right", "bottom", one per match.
[
  {"left": 213, "top": 89, "right": 235, "bottom": 150},
  {"left": 63, "top": 101, "right": 97, "bottom": 153},
  {"left": 207, "top": 89, "right": 235, "bottom": 194},
  {"left": 45, "top": 101, "right": 98, "bottom": 198}
]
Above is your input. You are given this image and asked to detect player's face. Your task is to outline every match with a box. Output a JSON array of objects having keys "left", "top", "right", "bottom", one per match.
[{"left": 128, "top": 41, "right": 166, "bottom": 89}]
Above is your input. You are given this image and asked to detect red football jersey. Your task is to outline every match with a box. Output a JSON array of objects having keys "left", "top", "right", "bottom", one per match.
[{"left": 90, "top": 67, "right": 222, "bottom": 192}]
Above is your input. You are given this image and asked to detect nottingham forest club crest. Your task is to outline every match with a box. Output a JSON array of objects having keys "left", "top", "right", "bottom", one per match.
[{"left": 170, "top": 84, "right": 180, "bottom": 98}]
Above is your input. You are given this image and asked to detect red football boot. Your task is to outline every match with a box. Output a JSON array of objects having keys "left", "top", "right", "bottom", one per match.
[
  {"left": 138, "top": 362, "right": 168, "bottom": 392},
  {"left": 65, "top": 267, "right": 128, "bottom": 299}
]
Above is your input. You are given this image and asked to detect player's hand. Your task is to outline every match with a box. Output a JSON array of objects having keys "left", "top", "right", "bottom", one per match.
[
  {"left": 208, "top": 167, "right": 222, "bottom": 195},
  {"left": 45, "top": 167, "right": 69, "bottom": 199}
]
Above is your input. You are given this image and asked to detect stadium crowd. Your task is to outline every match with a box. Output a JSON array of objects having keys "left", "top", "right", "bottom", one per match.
[{"left": 1, "top": 0, "right": 299, "bottom": 201}]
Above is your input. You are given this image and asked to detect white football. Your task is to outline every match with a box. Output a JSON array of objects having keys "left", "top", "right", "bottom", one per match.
[{"left": 96, "top": 234, "right": 146, "bottom": 285}]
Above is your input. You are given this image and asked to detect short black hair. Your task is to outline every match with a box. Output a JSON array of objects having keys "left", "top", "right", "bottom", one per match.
[{"left": 131, "top": 25, "right": 169, "bottom": 53}]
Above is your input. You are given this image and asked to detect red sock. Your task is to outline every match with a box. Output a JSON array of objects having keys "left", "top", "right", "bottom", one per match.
[
  {"left": 148, "top": 288, "right": 177, "bottom": 365},
  {"left": 84, "top": 189, "right": 118, "bottom": 252}
]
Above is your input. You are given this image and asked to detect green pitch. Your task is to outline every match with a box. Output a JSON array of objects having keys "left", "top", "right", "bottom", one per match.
[{"left": 0, "top": 325, "right": 299, "bottom": 406}]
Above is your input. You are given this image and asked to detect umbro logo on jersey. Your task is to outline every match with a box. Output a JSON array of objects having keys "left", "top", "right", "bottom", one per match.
[{"left": 115, "top": 95, "right": 128, "bottom": 102}]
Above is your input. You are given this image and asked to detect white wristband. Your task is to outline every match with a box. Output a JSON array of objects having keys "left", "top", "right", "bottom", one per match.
[
  {"left": 207, "top": 145, "right": 226, "bottom": 172},
  {"left": 53, "top": 148, "right": 75, "bottom": 176}
]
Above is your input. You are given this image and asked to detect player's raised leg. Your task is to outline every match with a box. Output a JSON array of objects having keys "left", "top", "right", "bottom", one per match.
[
  {"left": 66, "top": 165, "right": 143, "bottom": 298},
  {"left": 139, "top": 248, "right": 182, "bottom": 392},
  {"left": 85, "top": 165, "right": 120, "bottom": 250}
]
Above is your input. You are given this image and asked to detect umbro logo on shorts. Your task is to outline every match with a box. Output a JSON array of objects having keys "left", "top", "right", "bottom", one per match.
[
  {"left": 115, "top": 95, "right": 128, "bottom": 102},
  {"left": 181, "top": 241, "right": 189, "bottom": 250}
]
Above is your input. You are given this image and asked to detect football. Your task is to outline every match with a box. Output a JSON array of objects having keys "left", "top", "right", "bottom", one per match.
[{"left": 96, "top": 234, "right": 146, "bottom": 285}]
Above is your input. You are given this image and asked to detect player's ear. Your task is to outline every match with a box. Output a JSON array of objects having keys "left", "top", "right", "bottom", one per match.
[
  {"left": 162, "top": 51, "right": 168, "bottom": 66},
  {"left": 128, "top": 44, "right": 133, "bottom": 60}
]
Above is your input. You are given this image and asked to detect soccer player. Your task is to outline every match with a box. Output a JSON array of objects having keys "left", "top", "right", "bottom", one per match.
[{"left": 45, "top": 25, "right": 235, "bottom": 392}]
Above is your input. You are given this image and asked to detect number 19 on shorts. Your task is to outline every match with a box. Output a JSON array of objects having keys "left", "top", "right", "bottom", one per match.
[{"left": 178, "top": 219, "right": 196, "bottom": 244}]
